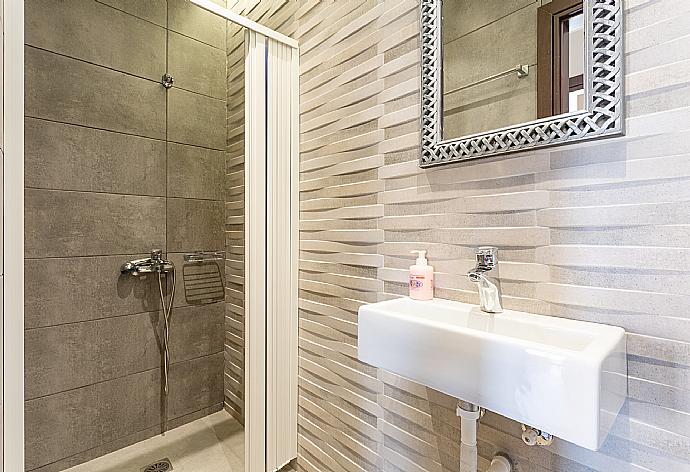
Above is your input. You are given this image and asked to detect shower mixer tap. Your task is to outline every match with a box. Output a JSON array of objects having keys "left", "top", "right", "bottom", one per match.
[
  {"left": 120, "top": 250, "right": 175, "bottom": 276},
  {"left": 121, "top": 250, "right": 177, "bottom": 398}
]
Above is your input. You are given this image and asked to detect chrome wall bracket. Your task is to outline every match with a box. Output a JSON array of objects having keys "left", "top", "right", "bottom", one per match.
[
  {"left": 161, "top": 73, "right": 174, "bottom": 89},
  {"left": 184, "top": 250, "right": 225, "bottom": 263}
]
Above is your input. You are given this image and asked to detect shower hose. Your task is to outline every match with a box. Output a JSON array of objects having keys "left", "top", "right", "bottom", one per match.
[{"left": 157, "top": 269, "right": 176, "bottom": 396}]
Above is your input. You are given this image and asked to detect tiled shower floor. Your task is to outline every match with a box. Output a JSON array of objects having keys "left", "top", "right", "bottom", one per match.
[{"left": 64, "top": 411, "right": 244, "bottom": 472}]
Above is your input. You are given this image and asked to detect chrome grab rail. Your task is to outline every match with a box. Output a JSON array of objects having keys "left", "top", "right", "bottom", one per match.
[{"left": 184, "top": 251, "right": 225, "bottom": 263}]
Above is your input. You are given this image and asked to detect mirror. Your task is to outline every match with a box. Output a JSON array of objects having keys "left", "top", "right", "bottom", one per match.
[
  {"left": 442, "top": 0, "right": 585, "bottom": 140},
  {"left": 419, "top": 0, "right": 624, "bottom": 167}
]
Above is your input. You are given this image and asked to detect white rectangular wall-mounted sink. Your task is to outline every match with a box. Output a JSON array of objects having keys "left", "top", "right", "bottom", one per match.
[{"left": 358, "top": 298, "right": 627, "bottom": 450}]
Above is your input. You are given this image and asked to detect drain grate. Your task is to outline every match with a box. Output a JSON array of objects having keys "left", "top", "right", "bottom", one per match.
[{"left": 141, "top": 458, "right": 173, "bottom": 472}]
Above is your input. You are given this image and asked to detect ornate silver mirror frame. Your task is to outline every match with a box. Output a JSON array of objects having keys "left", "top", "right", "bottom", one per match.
[{"left": 420, "top": 0, "right": 624, "bottom": 167}]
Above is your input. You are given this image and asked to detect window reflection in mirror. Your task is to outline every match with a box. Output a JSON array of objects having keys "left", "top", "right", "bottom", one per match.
[
  {"left": 566, "top": 13, "right": 585, "bottom": 113},
  {"left": 441, "top": 0, "right": 585, "bottom": 141}
]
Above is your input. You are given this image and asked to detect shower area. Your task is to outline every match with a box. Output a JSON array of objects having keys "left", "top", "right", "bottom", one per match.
[{"left": 20, "top": 1, "right": 297, "bottom": 471}]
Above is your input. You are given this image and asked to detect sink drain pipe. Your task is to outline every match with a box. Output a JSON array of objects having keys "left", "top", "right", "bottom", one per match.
[{"left": 457, "top": 401, "right": 512, "bottom": 472}]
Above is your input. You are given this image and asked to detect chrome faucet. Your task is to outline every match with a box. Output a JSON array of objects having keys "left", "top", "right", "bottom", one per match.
[
  {"left": 467, "top": 247, "right": 503, "bottom": 313},
  {"left": 120, "top": 249, "right": 175, "bottom": 276}
]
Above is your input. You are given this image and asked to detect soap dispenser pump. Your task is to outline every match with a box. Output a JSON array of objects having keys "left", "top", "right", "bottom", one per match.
[{"left": 409, "top": 250, "right": 434, "bottom": 300}]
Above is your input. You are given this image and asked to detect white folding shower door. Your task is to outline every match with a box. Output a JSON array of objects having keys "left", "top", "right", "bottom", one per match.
[{"left": 245, "top": 30, "right": 299, "bottom": 472}]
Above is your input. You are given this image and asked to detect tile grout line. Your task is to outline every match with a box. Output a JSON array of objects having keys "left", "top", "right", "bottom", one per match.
[
  {"left": 93, "top": 0, "right": 231, "bottom": 51},
  {"left": 24, "top": 185, "right": 226, "bottom": 201},
  {"left": 166, "top": 0, "right": 170, "bottom": 260},
  {"left": 24, "top": 300, "right": 225, "bottom": 331},
  {"left": 24, "top": 251, "right": 231, "bottom": 260},
  {"left": 25, "top": 352, "right": 225, "bottom": 403},
  {"left": 24, "top": 116, "right": 227, "bottom": 152}
]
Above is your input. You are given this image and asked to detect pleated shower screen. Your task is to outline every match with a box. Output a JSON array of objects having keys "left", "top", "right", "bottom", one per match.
[{"left": 244, "top": 29, "right": 299, "bottom": 472}]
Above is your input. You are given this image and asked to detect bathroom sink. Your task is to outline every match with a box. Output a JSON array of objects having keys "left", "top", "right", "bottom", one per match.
[{"left": 358, "top": 297, "right": 627, "bottom": 450}]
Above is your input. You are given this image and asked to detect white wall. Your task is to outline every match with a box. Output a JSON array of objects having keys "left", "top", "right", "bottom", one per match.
[
  {"left": 3, "top": 0, "right": 24, "bottom": 469},
  {"left": 0, "top": 0, "right": 4, "bottom": 466}
]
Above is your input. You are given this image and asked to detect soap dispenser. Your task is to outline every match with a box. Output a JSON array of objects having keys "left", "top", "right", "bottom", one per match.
[{"left": 409, "top": 250, "right": 434, "bottom": 300}]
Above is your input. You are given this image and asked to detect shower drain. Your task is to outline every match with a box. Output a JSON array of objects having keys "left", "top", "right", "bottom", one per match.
[{"left": 141, "top": 458, "right": 173, "bottom": 472}]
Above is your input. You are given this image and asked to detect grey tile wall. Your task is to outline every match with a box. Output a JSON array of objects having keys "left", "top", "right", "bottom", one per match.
[
  {"left": 167, "top": 198, "right": 225, "bottom": 252},
  {"left": 168, "top": 143, "right": 225, "bottom": 200},
  {"left": 168, "top": 0, "right": 227, "bottom": 49},
  {"left": 442, "top": 0, "right": 540, "bottom": 138},
  {"left": 168, "top": 30, "right": 227, "bottom": 99},
  {"left": 24, "top": 1, "right": 228, "bottom": 470},
  {"left": 24, "top": 189, "right": 167, "bottom": 258},
  {"left": 24, "top": 255, "right": 159, "bottom": 328},
  {"left": 25, "top": 0, "right": 166, "bottom": 80},
  {"left": 168, "top": 87, "right": 226, "bottom": 149},
  {"left": 25, "top": 355, "right": 224, "bottom": 472},
  {"left": 25, "top": 118, "right": 167, "bottom": 195},
  {"left": 97, "top": 0, "right": 167, "bottom": 26},
  {"left": 25, "top": 47, "right": 166, "bottom": 139}
]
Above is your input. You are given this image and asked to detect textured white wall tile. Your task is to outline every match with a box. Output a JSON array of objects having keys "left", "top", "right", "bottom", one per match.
[{"left": 242, "top": 1, "right": 690, "bottom": 471}]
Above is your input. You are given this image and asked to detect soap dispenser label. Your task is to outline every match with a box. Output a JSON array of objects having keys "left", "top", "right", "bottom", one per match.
[
  {"left": 410, "top": 275, "right": 425, "bottom": 289},
  {"left": 411, "top": 273, "right": 434, "bottom": 291}
]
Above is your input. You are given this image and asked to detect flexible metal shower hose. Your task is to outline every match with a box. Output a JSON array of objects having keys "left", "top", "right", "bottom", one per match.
[{"left": 157, "top": 270, "right": 176, "bottom": 396}]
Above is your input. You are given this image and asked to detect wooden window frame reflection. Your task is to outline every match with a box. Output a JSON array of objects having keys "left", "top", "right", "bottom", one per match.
[{"left": 537, "top": 0, "right": 584, "bottom": 118}]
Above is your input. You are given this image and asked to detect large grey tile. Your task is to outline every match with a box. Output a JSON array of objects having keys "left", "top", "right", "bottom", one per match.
[
  {"left": 24, "top": 255, "right": 160, "bottom": 329},
  {"left": 167, "top": 198, "right": 225, "bottom": 252},
  {"left": 25, "top": 369, "right": 161, "bottom": 471},
  {"left": 444, "top": 72, "right": 537, "bottom": 138},
  {"left": 442, "top": 0, "right": 536, "bottom": 43},
  {"left": 25, "top": 118, "right": 166, "bottom": 195},
  {"left": 25, "top": 313, "right": 160, "bottom": 400},
  {"left": 97, "top": 0, "right": 167, "bottom": 26},
  {"left": 26, "top": 0, "right": 165, "bottom": 80},
  {"left": 169, "top": 304, "right": 225, "bottom": 362},
  {"left": 168, "top": 88, "right": 226, "bottom": 150},
  {"left": 168, "top": 0, "right": 227, "bottom": 49},
  {"left": 169, "top": 353, "right": 225, "bottom": 418},
  {"left": 25, "top": 47, "right": 166, "bottom": 139},
  {"left": 443, "top": 3, "right": 537, "bottom": 92},
  {"left": 168, "top": 31, "right": 227, "bottom": 99},
  {"left": 25, "top": 304, "right": 223, "bottom": 400},
  {"left": 25, "top": 189, "right": 166, "bottom": 258},
  {"left": 168, "top": 142, "right": 225, "bottom": 200}
]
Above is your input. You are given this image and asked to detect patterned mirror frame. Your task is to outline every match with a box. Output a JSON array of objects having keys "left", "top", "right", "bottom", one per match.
[{"left": 420, "top": 0, "right": 624, "bottom": 167}]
